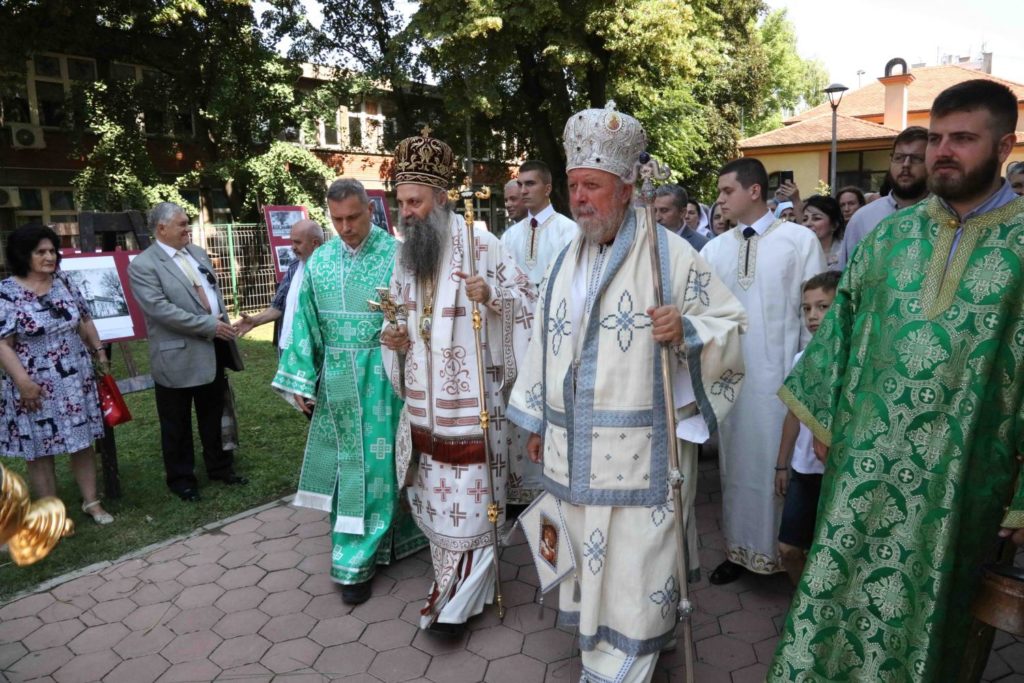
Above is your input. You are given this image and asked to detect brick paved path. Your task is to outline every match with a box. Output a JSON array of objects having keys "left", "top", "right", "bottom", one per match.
[{"left": 2, "top": 457, "right": 1021, "bottom": 682}]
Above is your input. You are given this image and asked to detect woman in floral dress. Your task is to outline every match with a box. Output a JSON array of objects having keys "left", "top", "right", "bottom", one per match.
[{"left": 0, "top": 224, "right": 113, "bottom": 524}]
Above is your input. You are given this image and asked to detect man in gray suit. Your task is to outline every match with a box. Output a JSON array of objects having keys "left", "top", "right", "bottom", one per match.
[{"left": 128, "top": 202, "right": 246, "bottom": 502}]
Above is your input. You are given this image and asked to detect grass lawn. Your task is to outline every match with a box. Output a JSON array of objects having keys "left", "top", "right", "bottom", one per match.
[{"left": 0, "top": 325, "right": 309, "bottom": 601}]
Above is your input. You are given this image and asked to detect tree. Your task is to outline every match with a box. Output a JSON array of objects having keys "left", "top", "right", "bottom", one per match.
[
  {"left": 279, "top": 0, "right": 826, "bottom": 205},
  {"left": 1, "top": 0, "right": 323, "bottom": 220}
]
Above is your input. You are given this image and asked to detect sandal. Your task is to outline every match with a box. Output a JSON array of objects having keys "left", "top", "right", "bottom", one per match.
[{"left": 82, "top": 500, "right": 114, "bottom": 525}]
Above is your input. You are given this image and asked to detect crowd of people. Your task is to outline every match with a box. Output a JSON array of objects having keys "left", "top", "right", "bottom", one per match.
[{"left": 3, "top": 76, "right": 1024, "bottom": 683}]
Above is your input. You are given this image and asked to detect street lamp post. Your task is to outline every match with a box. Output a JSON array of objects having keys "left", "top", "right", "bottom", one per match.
[{"left": 824, "top": 83, "right": 849, "bottom": 195}]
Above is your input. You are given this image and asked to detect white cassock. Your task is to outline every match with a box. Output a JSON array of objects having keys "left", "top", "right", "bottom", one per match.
[
  {"left": 500, "top": 203, "right": 577, "bottom": 503},
  {"left": 385, "top": 211, "right": 536, "bottom": 627},
  {"left": 700, "top": 211, "right": 825, "bottom": 574},
  {"left": 509, "top": 208, "right": 746, "bottom": 682}
]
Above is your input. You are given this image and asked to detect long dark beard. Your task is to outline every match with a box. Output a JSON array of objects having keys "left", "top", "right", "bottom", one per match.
[{"left": 399, "top": 205, "right": 449, "bottom": 281}]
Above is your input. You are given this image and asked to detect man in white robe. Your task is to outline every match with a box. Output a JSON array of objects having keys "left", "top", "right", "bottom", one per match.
[
  {"left": 501, "top": 160, "right": 577, "bottom": 505},
  {"left": 699, "top": 157, "right": 826, "bottom": 584},
  {"left": 508, "top": 104, "right": 747, "bottom": 683},
  {"left": 380, "top": 131, "right": 536, "bottom": 633}
]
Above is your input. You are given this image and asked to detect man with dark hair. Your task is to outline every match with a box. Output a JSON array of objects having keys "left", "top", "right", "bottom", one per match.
[
  {"left": 270, "top": 178, "right": 425, "bottom": 605},
  {"left": 839, "top": 125, "right": 930, "bottom": 267},
  {"left": 770, "top": 78, "right": 1024, "bottom": 682},
  {"left": 502, "top": 160, "right": 577, "bottom": 286},
  {"left": 700, "top": 156, "right": 825, "bottom": 585},
  {"left": 654, "top": 184, "right": 708, "bottom": 251},
  {"left": 380, "top": 131, "right": 536, "bottom": 633}
]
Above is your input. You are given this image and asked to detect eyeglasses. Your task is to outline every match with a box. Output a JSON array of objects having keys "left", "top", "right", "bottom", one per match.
[{"left": 891, "top": 153, "right": 925, "bottom": 166}]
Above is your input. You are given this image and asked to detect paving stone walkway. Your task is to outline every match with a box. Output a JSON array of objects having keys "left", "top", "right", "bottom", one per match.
[{"left": 2, "top": 457, "right": 1022, "bottom": 682}]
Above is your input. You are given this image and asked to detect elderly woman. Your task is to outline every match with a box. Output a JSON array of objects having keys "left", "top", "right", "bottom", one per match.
[{"left": 0, "top": 224, "right": 113, "bottom": 524}]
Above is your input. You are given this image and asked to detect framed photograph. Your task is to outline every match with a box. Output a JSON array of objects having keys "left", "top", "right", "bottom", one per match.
[
  {"left": 366, "top": 190, "right": 393, "bottom": 234},
  {"left": 60, "top": 251, "right": 147, "bottom": 342},
  {"left": 263, "top": 205, "right": 310, "bottom": 281},
  {"left": 275, "top": 245, "right": 296, "bottom": 270}
]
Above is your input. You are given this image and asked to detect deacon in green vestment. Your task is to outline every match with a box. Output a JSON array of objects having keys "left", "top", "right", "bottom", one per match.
[
  {"left": 272, "top": 179, "right": 425, "bottom": 603},
  {"left": 770, "top": 80, "right": 1024, "bottom": 683}
]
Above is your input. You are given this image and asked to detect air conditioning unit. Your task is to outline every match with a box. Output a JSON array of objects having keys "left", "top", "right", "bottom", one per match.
[
  {"left": 10, "top": 123, "right": 45, "bottom": 149},
  {"left": 0, "top": 187, "right": 20, "bottom": 208}
]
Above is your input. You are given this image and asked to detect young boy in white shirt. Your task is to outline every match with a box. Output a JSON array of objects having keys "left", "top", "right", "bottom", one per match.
[{"left": 774, "top": 270, "right": 841, "bottom": 585}]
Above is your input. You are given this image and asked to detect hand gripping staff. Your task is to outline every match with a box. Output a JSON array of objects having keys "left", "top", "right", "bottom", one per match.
[
  {"left": 447, "top": 173, "right": 506, "bottom": 620},
  {"left": 636, "top": 151, "right": 696, "bottom": 683}
]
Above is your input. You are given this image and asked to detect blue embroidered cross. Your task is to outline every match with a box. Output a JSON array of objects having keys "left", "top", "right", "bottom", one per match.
[
  {"left": 547, "top": 299, "right": 572, "bottom": 355},
  {"left": 649, "top": 575, "right": 680, "bottom": 619},
  {"left": 525, "top": 382, "right": 543, "bottom": 411},
  {"left": 583, "top": 528, "right": 606, "bottom": 575},
  {"left": 600, "top": 291, "right": 651, "bottom": 352},
  {"left": 710, "top": 369, "right": 744, "bottom": 403},
  {"left": 684, "top": 267, "right": 712, "bottom": 306}
]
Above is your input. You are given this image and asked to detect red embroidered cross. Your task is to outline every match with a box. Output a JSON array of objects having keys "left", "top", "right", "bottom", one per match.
[
  {"left": 433, "top": 478, "right": 452, "bottom": 502},
  {"left": 467, "top": 479, "right": 489, "bottom": 504}
]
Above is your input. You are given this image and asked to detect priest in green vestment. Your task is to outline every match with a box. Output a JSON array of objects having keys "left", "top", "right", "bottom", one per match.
[
  {"left": 770, "top": 79, "right": 1024, "bottom": 683},
  {"left": 272, "top": 179, "right": 425, "bottom": 605}
]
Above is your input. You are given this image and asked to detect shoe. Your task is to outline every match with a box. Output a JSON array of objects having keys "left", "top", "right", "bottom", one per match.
[
  {"left": 81, "top": 500, "right": 114, "bottom": 525},
  {"left": 340, "top": 580, "right": 372, "bottom": 605},
  {"left": 211, "top": 473, "right": 248, "bottom": 486},
  {"left": 174, "top": 488, "right": 201, "bottom": 502},
  {"left": 427, "top": 620, "right": 466, "bottom": 637},
  {"left": 708, "top": 560, "right": 745, "bottom": 585}
]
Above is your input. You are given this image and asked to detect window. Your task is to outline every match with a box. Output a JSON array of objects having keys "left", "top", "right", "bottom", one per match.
[
  {"left": 14, "top": 187, "right": 78, "bottom": 227},
  {"left": 110, "top": 62, "right": 194, "bottom": 138},
  {"left": 1, "top": 76, "right": 30, "bottom": 125},
  {"left": 27, "top": 52, "right": 96, "bottom": 128},
  {"left": 310, "top": 103, "right": 386, "bottom": 152},
  {"left": 834, "top": 150, "right": 890, "bottom": 192}
]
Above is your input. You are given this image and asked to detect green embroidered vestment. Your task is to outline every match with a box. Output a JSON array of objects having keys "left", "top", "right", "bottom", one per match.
[
  {"left": 769, "top": 196, "right": 1024, "bottom": 682},
  {"left": 273, "top": 229, "right": 425, "bottom": 584}
]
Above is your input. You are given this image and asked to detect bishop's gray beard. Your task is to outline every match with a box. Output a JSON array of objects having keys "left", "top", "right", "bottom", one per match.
[
  {"left": 573, "top": 206, "right": 625, "bottom": 245},
  {"left": 399, "top": 205, "right": 451, "bottom": 281}
]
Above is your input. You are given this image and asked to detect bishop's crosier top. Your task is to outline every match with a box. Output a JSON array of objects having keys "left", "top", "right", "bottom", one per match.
[
  {"left": 563, "top": 101, "right": 647, "bottom": 178},
  {"left": 392, "top": 126, "right": 457, "bottom": 190}
]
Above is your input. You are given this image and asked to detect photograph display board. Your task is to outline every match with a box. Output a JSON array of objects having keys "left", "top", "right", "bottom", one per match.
[
  {"left": 366, "top": 190, "right": 393, "bottom": 234},
  {"left": 60, "top": 251, "right": 147, "bottom": 342},
  {"left": 263, "top": 205, "right": 310, "bottom": 282}
]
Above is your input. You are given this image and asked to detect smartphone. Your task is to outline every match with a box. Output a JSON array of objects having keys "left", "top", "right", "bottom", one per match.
[{"left": 780, "top": 170, "right": 794, "bottom": 185}]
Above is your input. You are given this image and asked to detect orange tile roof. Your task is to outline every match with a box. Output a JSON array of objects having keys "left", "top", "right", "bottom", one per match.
[
  {"left": 787, "top": 65, "right": 1024, "bottom": 124},
  {"left": 739, "top": 114, "right": 901, "bottom": 150}
]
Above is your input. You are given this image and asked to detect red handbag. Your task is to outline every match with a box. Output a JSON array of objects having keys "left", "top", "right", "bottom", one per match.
[{"left": 97, "top": 374, "right": 132, "bottom": 427}]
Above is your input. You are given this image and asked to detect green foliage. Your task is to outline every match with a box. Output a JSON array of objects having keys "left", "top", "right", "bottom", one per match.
[
  {"left": 71, "top": 82, "right": 197, "bottom": 215},
  {"left": 241, "top": 140, "right": 335, "bottom": 216}
]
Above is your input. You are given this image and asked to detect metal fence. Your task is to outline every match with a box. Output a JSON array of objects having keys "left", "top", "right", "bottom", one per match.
[{"left": 195, "top": 223, "right": 278, "bottom": 316}]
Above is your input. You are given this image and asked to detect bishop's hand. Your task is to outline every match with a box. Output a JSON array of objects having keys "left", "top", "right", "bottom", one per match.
[
  {"left": 647, "top": 305, "right": 683, "bottom": 345},
  {"left": 527, "top": 433, "right": 543, "bottom": 464},
  {"left": 456, "top": 271, "right": 492, "bottom": 304},
  {"left": 381, "top": 323, "right": 412, "bottom": 352}
]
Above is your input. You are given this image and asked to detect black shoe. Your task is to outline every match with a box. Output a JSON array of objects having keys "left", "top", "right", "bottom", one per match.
[
  {"left": 708, "top": 560, "right": 745, "bottom": 585},
  {"left": 340, "top": 580, "right": 372, "bottom": 605},
  {"left": 211, "top": 473, "right": 248, "bottom": 486},
  {"left": 174, "top": 487, "right": 201, "bottom": 502},
  {"left": 427, "top": 620, "right": 466, "bottom": 637}
]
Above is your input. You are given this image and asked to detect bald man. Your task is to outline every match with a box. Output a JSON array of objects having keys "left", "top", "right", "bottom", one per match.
[
  {"left": 234, "top": 219, "right": 324, "bottom": 351},
  {"left": 504, "top": 179, "right": 527, "bottom": 225}
]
